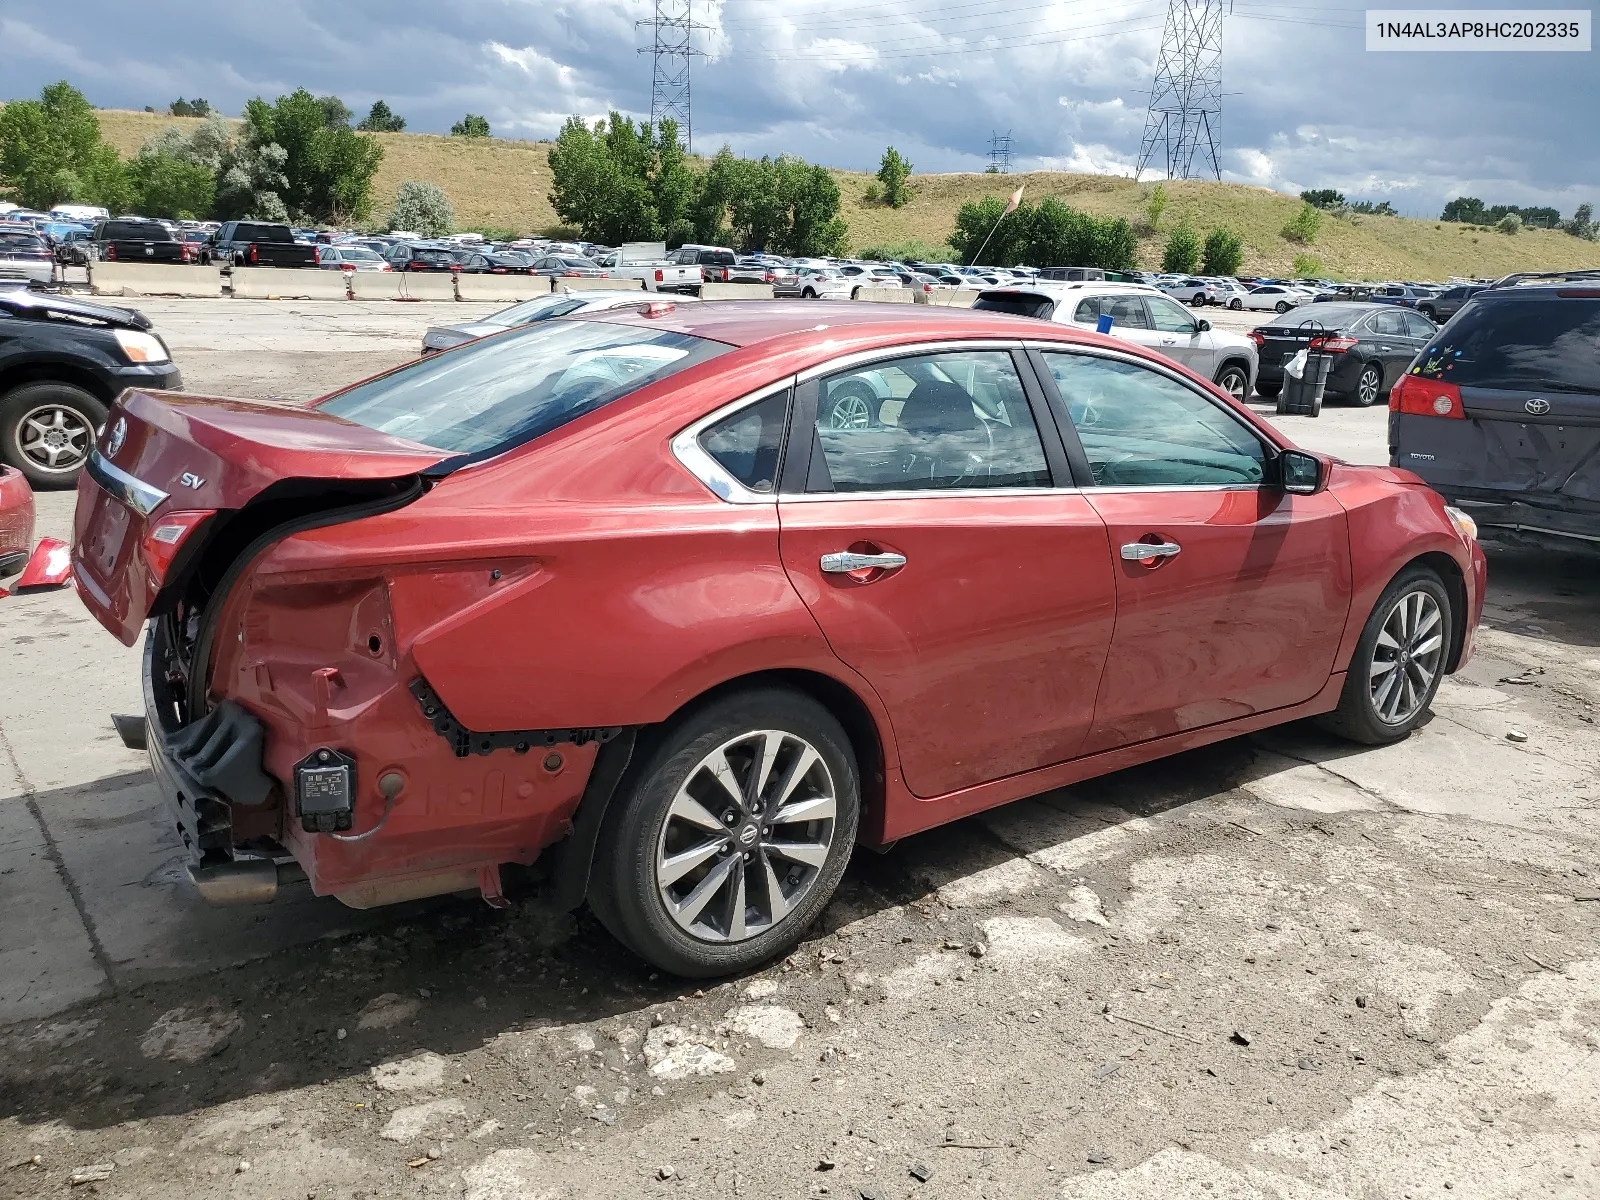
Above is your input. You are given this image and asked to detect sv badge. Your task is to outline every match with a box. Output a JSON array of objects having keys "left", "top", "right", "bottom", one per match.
[{"left": 179, "top": 471, "right": 206, "bottom": 489}]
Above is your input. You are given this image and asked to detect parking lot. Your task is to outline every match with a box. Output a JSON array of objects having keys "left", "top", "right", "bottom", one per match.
[{"left": 3, "top": 299, "right": 1598, "bottom": 1199}]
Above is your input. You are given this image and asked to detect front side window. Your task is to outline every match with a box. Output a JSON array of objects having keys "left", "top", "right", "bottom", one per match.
[
  {"left": 320, "top": 319, "right": 730, "bottom": 456},
  {"left": 807, "top": 350, "right": 1051, "bottom": 493},
  {"left": 1147, "top": 296, "right": 1198, "bottom": 333},
  {"left": 1042, "top": 352, "right": 1266, "bottom": 487}
]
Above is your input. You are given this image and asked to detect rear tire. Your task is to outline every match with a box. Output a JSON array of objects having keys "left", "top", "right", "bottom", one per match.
[
  {"left": 1229, "top": 298, "right": 1242, "bottom": 310},
  {"left": 590, "top": 688, "right": 860, "bottom": 978},
  {"left": 1317, "top": 565, "right": 1452, "bottom": 745},
  {"left": 1255, "top": 381, "right": 1282, "bottom": 399},
  {"left": 1275, "top": 300, "right": 1291, "bottom": 313},
  {"left": 1353, "top": 362, "right": 1383, "bottom": 408},
  {"left": 0, "top": 381, "right": 108, "bottom": 488}
]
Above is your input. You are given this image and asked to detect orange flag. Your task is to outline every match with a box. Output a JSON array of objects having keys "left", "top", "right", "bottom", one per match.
[{"left": 1003, "top": 184, "right": 1025, "bottom": 215}]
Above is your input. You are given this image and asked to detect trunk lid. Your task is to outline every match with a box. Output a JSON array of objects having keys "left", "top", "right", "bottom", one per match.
[{"left": 73, "top": 389, "right": 447, "bottom": 645}]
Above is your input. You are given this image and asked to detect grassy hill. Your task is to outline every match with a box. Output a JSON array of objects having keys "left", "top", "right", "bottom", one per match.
[{"left": 95, "top": 108, "right": 1600, "bottom": 280}]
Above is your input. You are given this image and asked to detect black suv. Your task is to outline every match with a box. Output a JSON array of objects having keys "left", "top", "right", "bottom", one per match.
[
  {"left": 1417, "top": 284, "right": 1483, "bottom": 325},
  {"left": 1389, "top": 271, "right": 1600, "bottom": 552},
  {"left": 0, "top": 287, "right": 182, "bottom": 487}
]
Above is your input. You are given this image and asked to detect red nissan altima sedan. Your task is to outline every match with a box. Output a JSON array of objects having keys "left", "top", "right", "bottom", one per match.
[{"left": 71, "top": 301, "right": 1486, "bottom": 976}]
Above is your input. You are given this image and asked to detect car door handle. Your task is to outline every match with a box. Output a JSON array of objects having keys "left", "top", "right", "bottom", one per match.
[
  {"left": 1378, "top": 345, "right": 1392, "bottom": 352},
  {"left": 1120, "top": 541, "right": 1182, "bottom": 561},
  {"left": 821, "top": 551, "right": 907, "bottom": 573}
]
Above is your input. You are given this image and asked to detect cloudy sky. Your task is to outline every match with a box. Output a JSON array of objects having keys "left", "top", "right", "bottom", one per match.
[{"left": 4, "top": 0, "right": 1596, "bottom": 218}]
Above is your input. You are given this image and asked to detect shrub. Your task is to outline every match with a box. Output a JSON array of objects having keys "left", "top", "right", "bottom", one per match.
[
  {"left": 857, "top": 239, "right": 946, "bottom": 263},
  {"left": 1144, "top": 182, "right": 1168, "bottom": 231},
  {"left": 1300, "top": 188, "right": 1344, "bottom": 210},
  {"left": 463, "top": 224, "right": 518, "bottom": 242},
  {"left": 1292, "top": 253, "right": 1324, "bottom": 277},
  {"left": 862, "top": 180, "right": 881, "bottom": 204},
  {"left": 388, "top": 180, "right": 454, "bottom": 237},
  {"left": 540, "top": 223, "right": 582, "bottom": 241},
  {"left": 1201, "top": 227, "right": 1243, "bottom": 276},
  {"left": 1282, "top": 202, "right": 1323, "bottom": 244},
  {"left": 451, "top": 114, "right": 491, "bottom": 138},
  {"left": 1496, "top": 212, "right": 1521, "bottom": 235},
  {"left": 876, "top": 147, "right": 912, "bottom": 208},
  {"left": 1160, "top": 222, "right": 1201, "bottom": 273}
]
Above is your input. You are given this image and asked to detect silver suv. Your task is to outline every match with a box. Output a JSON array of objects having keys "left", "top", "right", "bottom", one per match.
[{"left": 972, "top": 282, "right": 1259, "bottom": 401}]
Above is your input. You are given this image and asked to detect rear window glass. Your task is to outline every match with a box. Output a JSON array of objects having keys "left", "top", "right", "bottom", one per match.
[
  {"left": 234, "top": 223, "right": 294, "bottom": 242},
  {"left": 0, "top": 232, "right": 47, "bottom": 252},
  {"left": 101, "top": 221, "right": 172, "bottom": 241},
  {"left": 972, "top": 292, "right": 1056, "bottom": 320},
  {"left": 699, "top": 251, "right": 736, "bottom": 266},
  {"left": 413, "top": 248, "right": 456, "bottom": 264},
  {"left": 1412, "top": 297, "right": 1600, "bottom": 393},
  {"left": 319, "top": 318, "right": 730, "bottom": 456}
]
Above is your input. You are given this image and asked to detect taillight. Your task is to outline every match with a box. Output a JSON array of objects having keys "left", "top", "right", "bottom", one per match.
[
  {"left": 1247, "top": 331, "right": 1264, "bottom": 347},
  {"left": 492, "top": 267, "right": 507, "bottom": 273},
  {"left": 1390, "top": 374, "right": 1463, "bottom": 418},
  {"left": 764, "top": 271, "right": 776, "bottom": 283},
  {"left": 104, "top": 244, "right": 117, "bottom": 261},
  {"left": 248, "top": 244, "right": 259, "bottom": 264},
  {"left": 655, "top": 269, "right": 664, "bottom": 282},
  {"left": 141, "top": 510, "right": 215, "bottom": 585},
  {"left": 1310, "top": 335, "right": 1358, "bottom": 353},
  {"left": 563, "top": 270, "right": 581, "bottom": 277}
]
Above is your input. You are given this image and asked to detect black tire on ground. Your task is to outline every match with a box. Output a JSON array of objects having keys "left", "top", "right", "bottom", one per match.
[
  {"left": 0, "top": 381, "right": 108, "bottom": 489},
  {"left": 1190, "top": 296, "right": 1207, "bottom": 307},
  {"left": 590, "top": 687, "right": 860, "bottom": 978},
  {"left": 1255, "top": 381, "right": 1282, "bottom": 399},
  {"left": 1317, "top": 564, "right": 1453, "bottom": 745},
  {"left": 1275, "top": 300, "right": 1291, "bottom": 313},
  {"left": 1214, "top": 364, "right": 1250, "bottom": 403},
  {"left": 1419, "top": 306, "right": 1436, "bottom": 322},
  {"left": 1229, "top": 298, "right": 1242, "bottom": 310},
  {"left": 1352, "top": 362, "right": 1384, "bottom": 408},
  {"left": 802, "top": 288, "right": 816, "bottom": 299}
]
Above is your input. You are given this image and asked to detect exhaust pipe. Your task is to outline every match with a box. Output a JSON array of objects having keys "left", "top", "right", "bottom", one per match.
[{"left": 187, "top": 860, "right": 307, "bottom": 906}]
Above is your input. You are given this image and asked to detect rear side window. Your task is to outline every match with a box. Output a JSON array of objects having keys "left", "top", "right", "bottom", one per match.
[
  {"left": 971, "top": 292, "right": 1056, "bottom": 320},
  {"left": 700, "top": 391, "right": 789, "bottom": 493},
  {"left": 234, "top": 223, "right": 294, "bottom": 242},
  {"left": 1073, "top": 298, "right": 1100, "bottom": 322},
  {"left": 320, "top": 319, "right": 731, "bottom": 456},
  {"left": 1411, "top": 297, "right": 1600, "bottom": 393},
  {"left": 807, "top": 350, "right": 1051, "bottom": 493}
]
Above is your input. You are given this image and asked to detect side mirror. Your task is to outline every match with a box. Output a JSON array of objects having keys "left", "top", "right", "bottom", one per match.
[
  {"left": 1278, "top": 449, "right": 1325, "bottom": 494},
  {"left": 1195, "top": 318, "right": 1211, "bottom": 332}
]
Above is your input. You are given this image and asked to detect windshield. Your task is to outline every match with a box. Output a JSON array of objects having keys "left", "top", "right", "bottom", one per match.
[
  {"left": 340, "top": 248, "right": 385, "bottom": 261},
  {"left": 319, "top": 318, "right": 730, "bottom": 456},
  {"left": 484, "top": 295, "right": 593, "bottom": 326}
]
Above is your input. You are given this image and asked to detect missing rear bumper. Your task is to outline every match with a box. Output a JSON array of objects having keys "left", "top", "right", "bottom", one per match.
[{"left": 409, "top": 677, "right": 623, "bottom": 759}]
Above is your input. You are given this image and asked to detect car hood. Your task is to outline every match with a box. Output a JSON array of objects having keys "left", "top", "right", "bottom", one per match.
[{"left": 0, "top": 287, "right": 152, "bottom": 330}]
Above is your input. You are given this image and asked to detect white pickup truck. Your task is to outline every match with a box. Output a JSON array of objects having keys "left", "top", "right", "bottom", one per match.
[{"left": 595, "top": 242, "right": 702, "bottom": 293}]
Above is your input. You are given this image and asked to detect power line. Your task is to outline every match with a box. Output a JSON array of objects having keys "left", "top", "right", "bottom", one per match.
[
  {"left": 1136, "top": 0, "right": 1226, "bottom": 182},
  {"left": 638, "top": 0, "right": 706, "bottom": 149},
  {"left": 737, "top": 13, "right": 1166, "bottom": 60},
  {"left": 988, "top": 129, "right": 1014, "bottom": 174}
]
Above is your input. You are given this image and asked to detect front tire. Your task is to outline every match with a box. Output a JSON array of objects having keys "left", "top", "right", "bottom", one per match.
[
  {"left": 1229, "top": 298, "right": 1242, "bottom": 310},
  {"left": 1317, "top": 566, "right": 1452, "bottom": 745},
  {"left": 0, "top": 381, "right": 108, "bottom": 488},
  {"left": 1214, "top": 364, "right": 1249, "bottom": 403},
  {"left": 590, "top": 688, "right": 860, "bottom": 977}
]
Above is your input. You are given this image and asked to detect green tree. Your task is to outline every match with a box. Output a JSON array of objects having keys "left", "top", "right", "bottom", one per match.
[
  {"left": 546, "top": 113, "right": 660, "bottom": 244},
  {"left": 1441, "top": 196, "right": 1485, "bottom": 223},
  {"left": 1281, "top": 202, "right": 1323, "bottom": 244},
  {"left": 317, "top": 95, "right": 352, "bottom": 129},
  {"left": 357, "top": 101, "right": 407, "bottom": 133},
  {"left": 1201, "top": 227, "right": 1243, "bottom": 275},
  {"left": 857, "top": 239, "right": 948, "bottom": 263},
  {"left": 948, "top": 195, "right": 1025, "bottom": 265},
  {"left": 1348, "top": 199, "right": 1396, "bottom": 216},
  {"left": 876, "top": 146, "right": 912, "bottom": 208},
  {"left": 1299, "top": 188, "right": 1344, "bottom": 210},
  {"left": 451, "top": 114, "right": 491, "bottom": 138},
  {"left": 1144, "top": 182, "right": 1169, "bottom": 230},
  {"left": 228, "top": 90, "right": 383, "bottom": 223},
  {"left": 0, "top": 81, "right": 109, "bottom": 210},
  {"left": 388, "top": 180, "right": 454, "bottom": 236},
  {"left": 652, "top": 118, "right": 695, "bottom": 233},
  {"left": 130, "top": 151, "right": 215, "bottom": 219},
  {"left": 1161, "top": 223, "right": 1201, "bottom": 273},
  {"left": 1564, "top": 202, "right": 1595, "bottom": 241}
]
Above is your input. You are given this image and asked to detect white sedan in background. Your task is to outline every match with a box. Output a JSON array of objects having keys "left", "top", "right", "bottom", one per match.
[{"left": 1240, "top": 283, "right": 1315, "bottom": 313}]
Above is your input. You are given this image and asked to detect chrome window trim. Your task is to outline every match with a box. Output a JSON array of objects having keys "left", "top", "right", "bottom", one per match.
[
  {"left": 671, "top": 377, "right": 795, "bottom": 505},
  {"left": 784, "top": 485, "right": 1063, "bottom": 503},
  {"left": 86, "top": 449, "right": 168, "bottom": 515},
  {"left": 794, "top": 338, "right": 1027, "bottom": 384}
]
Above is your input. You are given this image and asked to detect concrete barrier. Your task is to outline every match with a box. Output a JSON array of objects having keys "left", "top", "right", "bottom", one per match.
[
  {"left": 852, "top": 286, "right": 914, "bottom": 304},
  {"left": 398, "top": 273, "right": 459, "bottom": 301},
  {"left": 555, "top": 277, "right": 642, "bottom": 293},
  {"left": 915, "top": 288, "right": 981, "bottom": 308},
  {"left": 347, "top": 272, "right": 406, "bottom": 301},
  {"left": 698, "top": 282, "right": 774, "bottom": 301},
  {"left": 88, "top": 263, "right": 222, "bottom": 298},
  {"left": 230, "top": 267, "right": 348, "bottom": 300},
  {"left": 455, "top": 274, "right": 551, "bottom": 302}
]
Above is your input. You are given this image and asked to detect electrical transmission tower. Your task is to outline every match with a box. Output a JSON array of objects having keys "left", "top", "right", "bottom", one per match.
[
  {"left": 638, "top": 0, "right": 706, "bottom": 149},
  {"left": 988, "top": 130, "right": 1013, "bottom": 174},
  {"left": 1135, "top": 0, "right": 1226, "bottom": 182}
]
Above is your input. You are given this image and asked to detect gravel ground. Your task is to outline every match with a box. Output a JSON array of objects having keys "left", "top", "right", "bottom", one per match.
[{"left": 3, "top": 298, "right": 1597, "bottom": 1200}]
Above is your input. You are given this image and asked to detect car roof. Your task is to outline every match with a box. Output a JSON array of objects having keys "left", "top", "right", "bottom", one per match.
[
  {"left": 584, "top": 298, "right": 1129, "bottom": 351},
  {"left": 977, "top": 282, "right": 1161, "bottom": 298}
]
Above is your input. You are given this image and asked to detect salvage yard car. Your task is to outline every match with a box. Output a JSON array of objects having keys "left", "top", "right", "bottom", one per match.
[
  {"left": 1250, "top": 302, "right": 1436, "bottom": 405},
  {"left": 71, "top": 301, "right": 1484, "bottom": 977},
  {"left": 1389, "top": 270, "right": 1600, "bottom": 553},
  {"left": 1, "top": 287, "right": 181, "bottom": 487}
]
